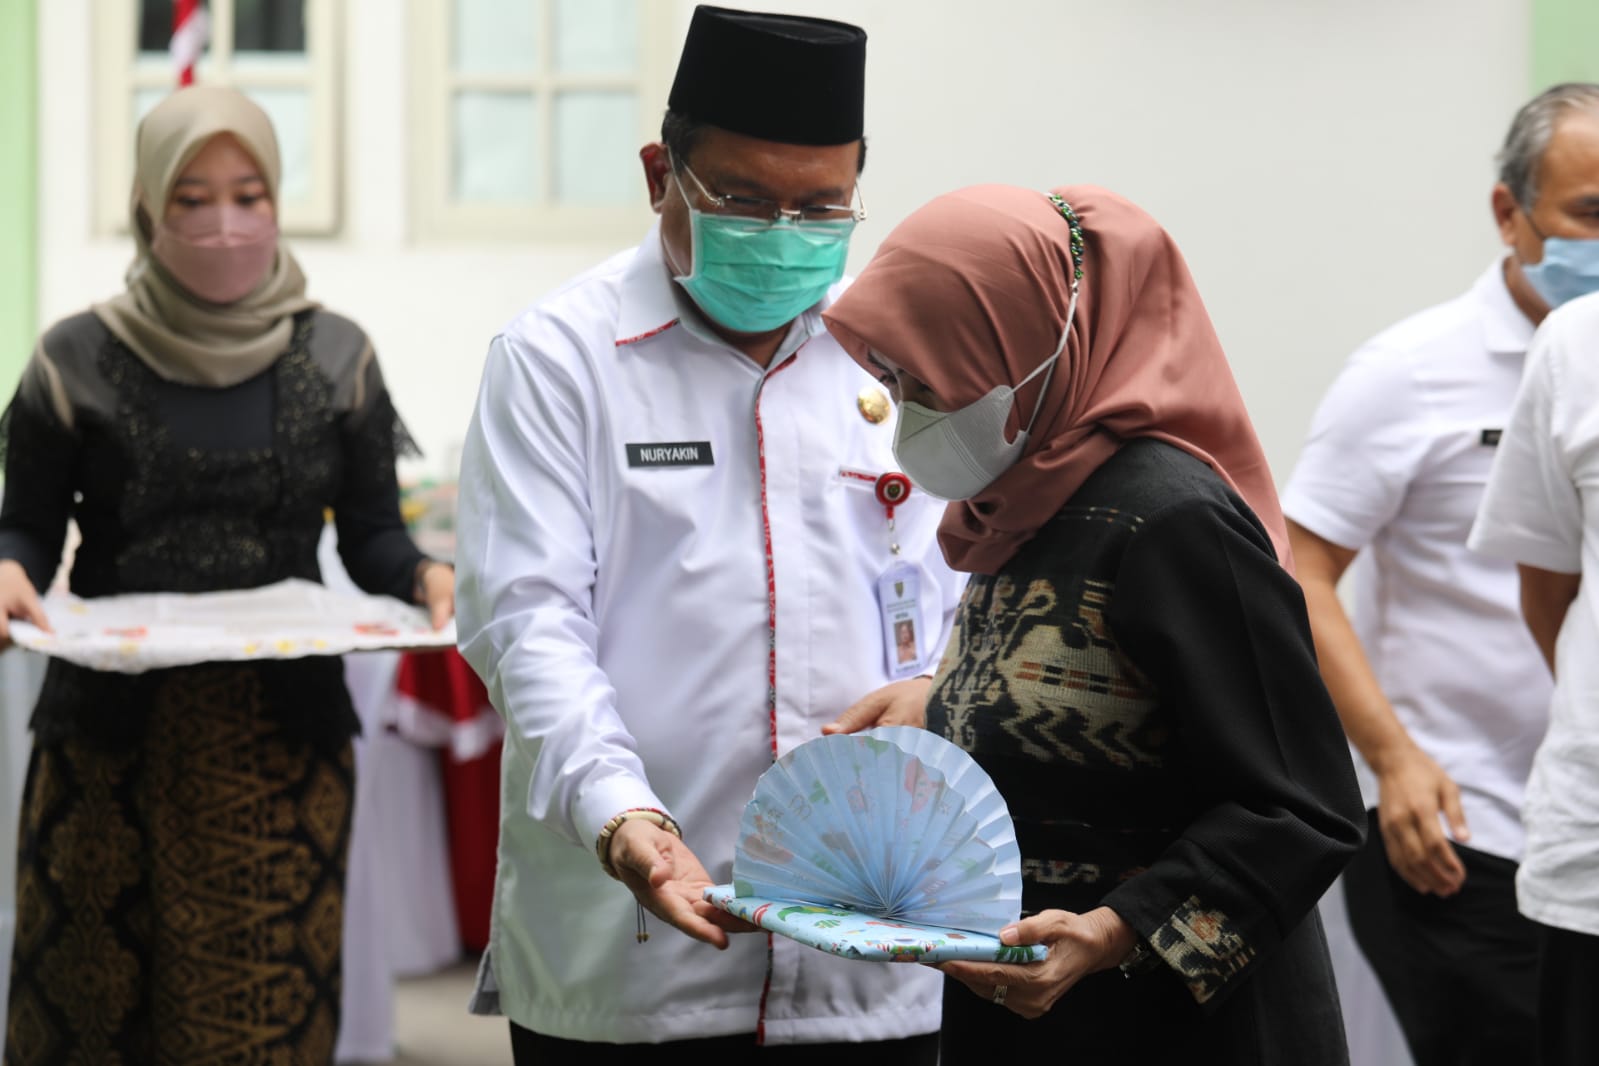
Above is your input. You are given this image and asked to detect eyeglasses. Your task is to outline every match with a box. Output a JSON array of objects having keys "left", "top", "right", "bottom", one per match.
[{"left": 674, "top": 158, "right": 867, "bottom": 224}]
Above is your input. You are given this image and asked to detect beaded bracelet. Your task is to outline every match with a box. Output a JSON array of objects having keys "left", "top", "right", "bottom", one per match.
[{"left": 595, "top": 807, "right": 682, "bottom": 881}]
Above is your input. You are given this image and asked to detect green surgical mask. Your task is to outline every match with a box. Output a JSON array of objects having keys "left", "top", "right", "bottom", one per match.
[{"left": 671, "top": 172, "right": 855, "bottom": 333}]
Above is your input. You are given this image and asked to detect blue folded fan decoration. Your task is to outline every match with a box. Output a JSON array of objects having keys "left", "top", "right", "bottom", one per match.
[{"left": 704, "top": 725, "right": 1047, "bottom": 964}]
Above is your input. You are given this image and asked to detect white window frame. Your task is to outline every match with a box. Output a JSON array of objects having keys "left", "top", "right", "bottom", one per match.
[
  {"left": 409, "top": 0, "right": 673, "bottom": 243},
  {"left": 94, "top": 0, "right": 342, "bottom": 236}
]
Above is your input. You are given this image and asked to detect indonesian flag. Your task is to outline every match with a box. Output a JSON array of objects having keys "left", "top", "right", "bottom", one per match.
[{"left": 172, "top": 0, "right": 209, "bottom": 86}]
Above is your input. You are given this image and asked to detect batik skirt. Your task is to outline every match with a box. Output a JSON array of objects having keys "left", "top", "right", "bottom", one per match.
[{"left": 5, "top": 665, "right": 354, "bottom": 1065}]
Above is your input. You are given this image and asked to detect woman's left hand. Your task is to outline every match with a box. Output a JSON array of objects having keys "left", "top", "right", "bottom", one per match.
[
  {"left": 416, "top": 561, "right": 455, "bottom": 629},
  {"left": 936, "top": 906, "right": 1139, "bottom": 1019}
]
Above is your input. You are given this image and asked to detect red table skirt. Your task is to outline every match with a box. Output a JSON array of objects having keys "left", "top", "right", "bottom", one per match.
[{"left": 394, "top": 648, "right": 502, "bottom": 954}]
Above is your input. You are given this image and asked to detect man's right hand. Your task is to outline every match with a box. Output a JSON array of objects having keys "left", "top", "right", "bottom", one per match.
[
  {"left": 1289, "top": 520, "right": 1470, "bottom": 898},
  {"left": 0, "top": 559, "right": 50, "bottom": 652},
  {"left": 608, "top": 819, "right": 758, "bottom": 948},
  {"left": 1372, "top": 743, "right": 1469, "bottom": 896}
]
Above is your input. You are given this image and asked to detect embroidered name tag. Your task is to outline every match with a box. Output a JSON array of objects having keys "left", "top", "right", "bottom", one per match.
[
  {"left": 1481, "top": 429, "right": 1502, "bottom": 446},
  {"left": 626, "top": 441, "right": 714, "bottom": 468}
]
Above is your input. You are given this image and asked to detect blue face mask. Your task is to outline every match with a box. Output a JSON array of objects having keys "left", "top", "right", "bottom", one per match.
[
  {"left": 1524, "top": 237, "right": 1599, "bottom": 310},
  {"left": 671, "top": 172, "right": 855, "bottom": 334}
]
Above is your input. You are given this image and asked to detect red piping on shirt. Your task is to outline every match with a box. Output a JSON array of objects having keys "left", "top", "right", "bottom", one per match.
[
  {"left": 752, "top": 348, "right": 798, "bottom": 1043},
  {"left": 614, "top": 319, "right": 679, "bottom": 347}
]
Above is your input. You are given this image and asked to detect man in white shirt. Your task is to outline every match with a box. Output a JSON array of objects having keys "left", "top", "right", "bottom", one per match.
[
  {"left": 1469, "top": 142, "right": 1599, "bottom": 1066},
  {"left": 1472, "top": 291, "right": 1599, "bottom": 1066},
  {"left": 1280, "top": 82, "right": 1599, "bottom": 1066},
  {"left": 453, "top": 7, "right": 961, "bottom": 1064}
]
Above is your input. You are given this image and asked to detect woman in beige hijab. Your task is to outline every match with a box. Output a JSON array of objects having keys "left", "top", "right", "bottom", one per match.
[{"left": 0, "top": 87, "right": 452, "bottom": 1063}]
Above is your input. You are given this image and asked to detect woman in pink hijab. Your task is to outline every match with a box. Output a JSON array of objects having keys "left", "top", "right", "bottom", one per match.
[{"left": 824, "top": 185, "right": 1364, "bottom": 1064}]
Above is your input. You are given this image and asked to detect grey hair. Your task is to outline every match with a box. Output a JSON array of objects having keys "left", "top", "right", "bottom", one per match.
[{"left": 1497, "top": 82, "right": 1599, "bottom": 209}]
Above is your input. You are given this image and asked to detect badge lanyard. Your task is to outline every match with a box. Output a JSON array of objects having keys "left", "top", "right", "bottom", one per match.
[{"left": 871, "top": 472, "right": 924, "bottom": 679}]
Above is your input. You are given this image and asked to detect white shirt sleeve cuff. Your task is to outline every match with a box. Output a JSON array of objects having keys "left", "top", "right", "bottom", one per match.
[
  {"left": 571, "top": 777, "right": 674, "bottom": 856},
  {"left": 1467, "top": 523, "right": 1582, "bottom": 574},
  {"left": 1280, "top": 496, "right": 1369, "bottom": 554}
]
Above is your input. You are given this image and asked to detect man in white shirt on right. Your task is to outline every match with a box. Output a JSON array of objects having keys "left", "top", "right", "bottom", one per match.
[
  {"left": 1472, "top": 289, "right": 1599, "bottom": 1066},
  {"left": 1469, "top": 141, "right": 1599, "bottom": 1066},
  {"left": 1281, "top": 82, "right": 1599, "bottom": 1066}
]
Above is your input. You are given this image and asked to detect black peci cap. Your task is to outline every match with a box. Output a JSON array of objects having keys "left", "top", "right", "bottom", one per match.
[{"left": 667, "top": 5, "right": 866, "bottom": 146}]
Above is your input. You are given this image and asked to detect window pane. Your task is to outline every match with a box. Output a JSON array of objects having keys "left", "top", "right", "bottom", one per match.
[
  {"left": 554, "top": 91, "right": 637, "bottom": 206},
  {"left": 138, "top": 1, "right": 171, "bottom": 55},
  {"left": 235, "top": 0, "right": 307, "bottom": 54},
  {"left": 453, "top": 91, "right": 540, "bottom": 203},
  {"left": 454, "top": 0, "right": 540, "bottom": 76},
  {"left": 554, "top": 0, "right": 637, "bottom": 74},
  {"left": 245, "top": 87, "right": 313, "bottom": 204},
  {"left": 140, "top": 0, "right": 215, "bottom": 64}
]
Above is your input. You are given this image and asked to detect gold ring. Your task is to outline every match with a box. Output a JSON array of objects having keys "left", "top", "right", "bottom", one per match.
[{"left": 992, "top": 984, "right": 1008, "bottom": 1005}]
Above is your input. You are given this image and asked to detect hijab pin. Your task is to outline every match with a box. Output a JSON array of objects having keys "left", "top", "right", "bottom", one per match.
[{"left": 1046, "top": 193, "right": 1086, "bottom": 283}]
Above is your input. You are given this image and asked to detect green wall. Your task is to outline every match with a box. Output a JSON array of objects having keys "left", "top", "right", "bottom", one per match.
[
  {"left": 0, "top": 0, "right": 38, "bottom": 398},
  {"left": 1532, "top": 0, "right": 1599, "bottom": 88}
]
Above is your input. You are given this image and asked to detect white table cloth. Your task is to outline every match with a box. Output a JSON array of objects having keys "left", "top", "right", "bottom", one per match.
[{"left": 0, "top": 648, "right": 47, "bottom": 1035}]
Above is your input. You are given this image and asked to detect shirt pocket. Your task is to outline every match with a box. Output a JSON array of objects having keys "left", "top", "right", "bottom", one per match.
[
  {"left": 829, "top": 464, "right": 942, "bottom": 557},
  {"left": 609, "top": 432, "right": 740, "bottom": 560}
]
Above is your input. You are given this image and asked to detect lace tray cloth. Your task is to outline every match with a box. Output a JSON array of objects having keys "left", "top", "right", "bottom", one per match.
[{"left": 9, "top": 578, "right": 454, "bottom": 673}]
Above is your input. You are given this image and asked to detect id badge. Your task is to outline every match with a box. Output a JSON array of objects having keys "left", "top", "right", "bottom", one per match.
[{"left": 877, "top": 563, "right": 924, "bottom": 679}]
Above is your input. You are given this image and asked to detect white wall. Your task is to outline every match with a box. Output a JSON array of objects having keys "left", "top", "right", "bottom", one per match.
[
  {"left": 38, "top": 0, "right": 1529, "bottom": 486},
  {"left": 18, "top": 5, "right": 1523, "bottom": 1058},
  {"left": 815, "top": 0, "right": 1527, "bottom": 484}
]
